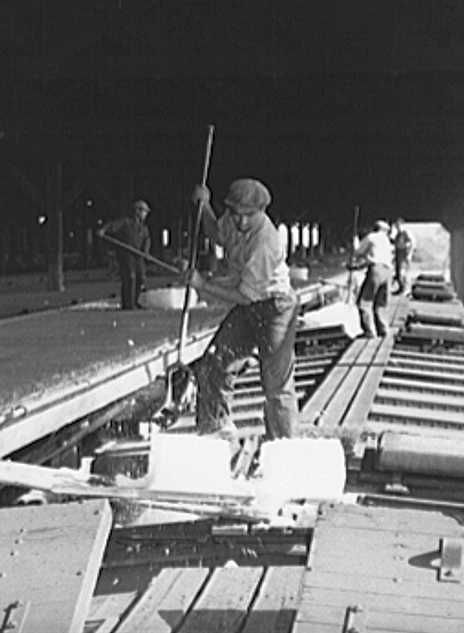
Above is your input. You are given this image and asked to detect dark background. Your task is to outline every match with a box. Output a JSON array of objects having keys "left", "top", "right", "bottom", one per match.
[{"left": 1, "top": 0, "right": 464, "bottom": 258}]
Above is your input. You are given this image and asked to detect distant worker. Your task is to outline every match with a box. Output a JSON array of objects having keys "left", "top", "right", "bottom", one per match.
[
  {"left": 354, "top": 219, "right": 394, "bottom": 338},
  {"left": 188, "top": 178, "right": 299, "bottom": 443},
  {"left": 99, "top": 200, "right": 151, "bottom": 310},
  {"left": 392, "top": 217, "right": 415, "bottom": 295}
]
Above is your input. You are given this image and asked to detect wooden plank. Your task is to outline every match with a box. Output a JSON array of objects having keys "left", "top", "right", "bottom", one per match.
[
  {"left": 364, "top": 612, "right": 464, "bottom": 633},
  {"left": 384, "top": 365, "right": 464, "bottom": 385},
  {"left": 241, "top": 566, "right": 304, "bottom": 633},
  {"left": 115, "top": 567, "right": 209, "bottom": 633},
  {"left": 299, "top": 338, "right": 369, "bottom": 425},
  {"left": 302, "top": 569, "right": 464, "bottom": 601},
  {"left": 299, "top": 503, "right": 464, "bottom": 632},
  {"left": 179, "top": 567, "right": 263, "bottom": 633},
  {"left": 391, "top": 349, "right": 464, "bottom": 365},
  {"left": 342, "top": 334, "right": 395, "bottom": 432},
  {"left": 297, "top": 591, "right": 464, "bottom": 633},
  {"left": 315, "top": 502, "right": 463, "bottom": 534},
  {"left": 0, "top": 500, "right": 112, "bottom": 633},
  {"left": 315, "top": 338, "right": 380, "bottom": 432},
  {"left": 369, "top": 402, "right": 464, "bottom": 427},
  {"left": 388, "top": 356, "right": 464, "bottom": 374},
  {"left": 375, "top": 388, "right": 464, "bottom": 410},
  {"left": 380, "top": 376, "right": 464, "bottom": 397},
  {"left": 85, "top": 593, "right": 137, "bottom": 632},
  {"left": 298, "top": 586, "right": 464, "bottom": 619},
  {"left": 292, "top": 624, "right": 341, "bottom": 633},
  {"left": 314, "top": 525, "right": 444, "bottom": 551}
]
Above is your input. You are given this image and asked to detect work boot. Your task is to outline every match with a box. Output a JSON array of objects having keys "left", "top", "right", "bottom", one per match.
[{"left": 207, "top": 421, "right": 241, "bottom": 458}]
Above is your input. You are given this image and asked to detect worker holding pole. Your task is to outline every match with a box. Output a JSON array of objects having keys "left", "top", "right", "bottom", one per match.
[
  {"left": 354, "top": 219, "right": 394, "bottom": 338},
  {"left": 187, "top": 179, "right": 299, "bottom": 444},
  {"left": 99, "top": 200, "right": 152, "bottom": 310}
]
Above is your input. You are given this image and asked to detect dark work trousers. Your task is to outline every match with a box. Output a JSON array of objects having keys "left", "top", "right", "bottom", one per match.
[
  {"left": 357, "top": 263, "right": 391, "bottom": 336},
  {"left": 193, "top": 292, "right": 299, "bottom": 439},
  {"left": 118, "top": 256, "right": 145, "bottom": 310},
  {"left": 394, "top": 252, "right": 410, "bottom": 293}
]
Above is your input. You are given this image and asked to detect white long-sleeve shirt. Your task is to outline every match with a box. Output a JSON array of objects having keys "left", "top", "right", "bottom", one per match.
[{"left": 355, "top": 230, "right": 394, "bottom": 268}]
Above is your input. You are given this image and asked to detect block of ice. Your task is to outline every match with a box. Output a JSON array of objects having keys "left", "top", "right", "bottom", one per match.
[{"left": 254, "top": 437, "right": 346, "bottom": 507}]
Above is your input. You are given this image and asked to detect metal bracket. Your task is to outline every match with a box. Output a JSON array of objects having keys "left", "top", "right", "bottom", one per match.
[
  {"left": 343, "top": 604, "right": 367, "bottom": 633},
  {"left": 439, "top": 537, "right": 464, "bottom": 583},
  {"left": 0, "top": 601, "right": 30, "bottom": 633},
  {"left": 384, "top": 472, "right": 410, "bottom": 496}
]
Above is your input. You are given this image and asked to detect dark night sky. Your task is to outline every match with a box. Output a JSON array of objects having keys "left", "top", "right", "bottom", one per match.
[{"left": 2, "top": 1, "right": 464, "bottom": 234}]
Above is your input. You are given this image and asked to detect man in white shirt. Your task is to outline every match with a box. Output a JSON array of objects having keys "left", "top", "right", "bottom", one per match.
[
  {"left": 354, "top": 219, "right": 394, "bottom": 337},
  {"left": 189, "top": 178, "right": 299, "bottom": 442}
]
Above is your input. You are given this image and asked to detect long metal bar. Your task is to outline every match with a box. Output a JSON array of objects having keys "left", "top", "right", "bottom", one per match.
[{"left": 99, "top": 233, "right": 180, "bottom": 274}]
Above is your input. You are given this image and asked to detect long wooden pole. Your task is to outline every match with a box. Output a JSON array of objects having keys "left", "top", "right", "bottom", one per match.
[
  {"left": 346, "top": 204, "right": 360, "bottom": 303},
  {"left": 178, "top": 125, "right": 215, "bottom": 364},
  {"left": 99, "top": 233, "right": 180, "bottom": 274}
]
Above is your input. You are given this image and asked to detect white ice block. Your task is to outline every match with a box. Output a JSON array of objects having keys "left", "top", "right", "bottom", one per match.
[
  {"left": 139, "top": 286, "right": 199, "bottom": 310},
  {"left": 299, "top": 301, "right": 362, "bottom": 339},
  {"left": 255, "top": 438, "right": 346, "bottom": 506},
  {"left": 146, "top": 433, "right": 235, "bottom": 494}
]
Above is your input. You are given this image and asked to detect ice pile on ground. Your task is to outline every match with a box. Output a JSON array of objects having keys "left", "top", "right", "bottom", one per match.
[
  {"left": 139, "top": 287, "right": 201, "bottom": 310},
  {"left": 299, "top": 301, "right": 362, "bottom": 339}
]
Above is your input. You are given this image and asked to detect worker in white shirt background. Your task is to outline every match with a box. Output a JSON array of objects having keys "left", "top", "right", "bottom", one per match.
[{"left": 353, "top": 219, "right": 394, "bottom": 338}]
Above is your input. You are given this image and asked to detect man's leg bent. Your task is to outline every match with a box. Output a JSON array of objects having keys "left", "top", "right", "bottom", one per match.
[{"left": 194, "top": 306, "right": 255, "bottom": 435}]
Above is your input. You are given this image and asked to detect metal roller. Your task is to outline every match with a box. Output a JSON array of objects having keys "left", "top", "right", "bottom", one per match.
[{"left": 377, "top": 431, "right": 464, "bottom": 477}]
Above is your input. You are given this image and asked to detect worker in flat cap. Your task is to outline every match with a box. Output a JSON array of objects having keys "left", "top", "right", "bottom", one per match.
[
  {"left": 189, "top": 178, "right": 299, "bottom": 445},
  {"left": 99, "top": 200, "right": 152, "bottom": 310},
  {"left": 353, "top": 219, "right": 394, "bottom": 337}
]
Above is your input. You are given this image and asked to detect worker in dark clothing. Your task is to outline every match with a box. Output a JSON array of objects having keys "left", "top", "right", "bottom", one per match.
[
  {"left": 99, "top": 200, "right": 151, "bottom": 310},
  {"left": 392, "top": 217, "right": 415, "bottom": 295},
  {"left": 188, "top": 179, "right": 299, "bottom": 444}
]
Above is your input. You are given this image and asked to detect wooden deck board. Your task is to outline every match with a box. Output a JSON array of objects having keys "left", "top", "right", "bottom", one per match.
[
  {"left": 85, "top": 592, "right": 137, "bottom": 633},
  {"left": 297, "top": 503, "right": 464, "bottom": 633},
  {"left": 388, "top": 356, "right": 464, "bottom": 374},
  {"left": 299, "top": 338, "right": 369, "bottom": 426},
  {"left": 178, "top": 567, "right": 263, "bottom": 633},
  {"left": 380, "top": 376, "right": 464, "bottom": 397},
  {"left": 374, "top": 388, "right": 464, "bottom": 410},
  {"left": 369, "top": 402, "right": 464, "bottom": 427},
  {"left": 391, "top": 349, "right": 464, "bottom": 365},
  {"left": 0, "top": 500, "right": 112, "bottom": 633},
  {"left": 115, "top": 567, "right": 209, "bottom": 633},
  {"left": 313, "top": 339, "right": 380, "bottom": 432},
  {"left": 384, "top": 365, "right": 464, "bottom": 385},
  {"left": 241, "top": 566, "right": 304, "bottom": 633},
  {"left": 342, "top": 334, "right": 395, "bottom": 432}
]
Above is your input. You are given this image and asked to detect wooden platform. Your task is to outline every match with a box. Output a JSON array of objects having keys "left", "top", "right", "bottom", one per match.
[
  {"left": 299, "top": 294, "right": 410, "bottom": 435},
  {"left": 296, "top": 502, "right": 464, "bottom": 632},
  {"left": 0, "top": 500, "right": 112, "bottom": 633},
  {"left": 86, "top": 565, "right": 305, "bottom": 633},
  {"left": 84, "top": 502, "right": 464, "bottom": 633},
  {"left": 296, "top": 285, "right": 464, "bottom": 448}
]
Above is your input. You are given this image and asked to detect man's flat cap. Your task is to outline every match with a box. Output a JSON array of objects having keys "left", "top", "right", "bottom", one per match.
[
  {"left": 134, "top": 200, "right": 151, "bottom": 213},
  {"left": 224, "top": 179, "right": 272, "bottom": 209},
  {"left": 374, "top": 219, "right": 390, "bottom": 232}
]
